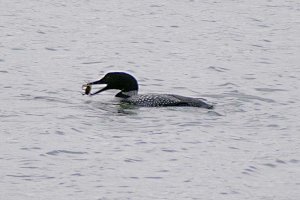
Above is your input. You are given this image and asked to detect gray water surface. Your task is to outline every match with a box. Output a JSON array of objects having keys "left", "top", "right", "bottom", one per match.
[{"left": 1, "top": 0, "right": 300, "bottom": 199}]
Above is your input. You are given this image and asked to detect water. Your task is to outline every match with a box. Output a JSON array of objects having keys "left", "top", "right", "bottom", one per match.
[{"left": 1, "top": 0, "right": 300, "bottom": 199}]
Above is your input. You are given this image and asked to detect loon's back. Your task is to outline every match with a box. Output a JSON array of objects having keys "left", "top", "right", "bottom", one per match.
[{"left": 122, "top": 94, "right": 213, "bottom": 109}]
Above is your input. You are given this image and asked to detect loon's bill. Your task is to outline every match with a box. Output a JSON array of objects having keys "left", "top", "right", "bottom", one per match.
[{"left": 82, "top": 72, "right": 213, "bottom": 109}]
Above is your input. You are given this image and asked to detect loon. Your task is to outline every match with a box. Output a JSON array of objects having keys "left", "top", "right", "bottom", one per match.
[{"left": 84, "top": 72, "right": 213, "bottom": 109}]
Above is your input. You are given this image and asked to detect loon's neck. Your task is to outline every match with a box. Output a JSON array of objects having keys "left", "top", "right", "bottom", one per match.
[{"left": 115, "top": 90, "right": 138, "bottom": 98}]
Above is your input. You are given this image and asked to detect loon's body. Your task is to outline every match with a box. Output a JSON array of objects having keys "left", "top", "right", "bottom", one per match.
[
  {"left": 122, "top": 94, "right": 212, "bottom": 108},
  {"left": 85, "top": 72, "right": 213, "bottom": 109}
]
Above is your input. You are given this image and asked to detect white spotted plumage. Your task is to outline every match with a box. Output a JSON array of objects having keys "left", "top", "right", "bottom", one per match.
[{"left": 121, "top": 93, "right": 212, "bottom": 108}]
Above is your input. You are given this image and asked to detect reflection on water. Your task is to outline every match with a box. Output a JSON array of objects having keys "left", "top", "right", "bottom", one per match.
[{"left": 1, "top": 0, "right": 300, "bottom": 199}]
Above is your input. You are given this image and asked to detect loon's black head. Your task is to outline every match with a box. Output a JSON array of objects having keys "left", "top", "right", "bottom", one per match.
[{"left": 88, "top": 72, "right": 138, "bottom": 98}]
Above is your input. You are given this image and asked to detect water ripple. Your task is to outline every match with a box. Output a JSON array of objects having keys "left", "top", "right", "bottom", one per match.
[
  {"left": 44, "top": 150, "right": 88, "bottom": 156},
  {"left": 225, "top": 91, "right": 275, "bottom": 103},
  {"left": 254, "top": 88, "right": 287, "bottom": 92}
]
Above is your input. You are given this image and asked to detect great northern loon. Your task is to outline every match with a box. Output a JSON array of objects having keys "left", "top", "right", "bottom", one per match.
[{"left": 83, "top": 72, "right": 213, "bottom": 109}]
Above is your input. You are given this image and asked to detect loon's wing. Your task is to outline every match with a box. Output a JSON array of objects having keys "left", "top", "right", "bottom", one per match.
[
  {"left": 167, "top": 94, "right": 213, "bottom": 109},
  {"left": 122, "top": 94, "right": 213, "bottom": 109}
]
